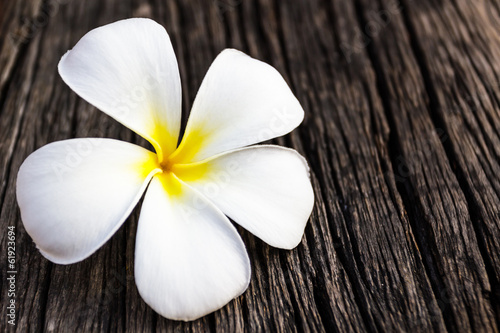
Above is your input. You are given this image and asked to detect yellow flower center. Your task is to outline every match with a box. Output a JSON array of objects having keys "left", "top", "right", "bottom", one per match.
[
  {"left": 159, "top": 159, "right": 175, "bottom": 173},
  {"left": 151, "top": 127, "right": 210, "bottom": 196}
]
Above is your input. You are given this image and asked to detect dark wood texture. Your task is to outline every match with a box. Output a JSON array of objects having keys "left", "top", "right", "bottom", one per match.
[{"left": 1, "top": 0, "right": 499, "bottom": 331}]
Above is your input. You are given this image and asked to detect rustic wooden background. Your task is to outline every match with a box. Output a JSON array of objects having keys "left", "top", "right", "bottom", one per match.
[{"left": 1, "top": 0, "right": 499, "bottom": 331}]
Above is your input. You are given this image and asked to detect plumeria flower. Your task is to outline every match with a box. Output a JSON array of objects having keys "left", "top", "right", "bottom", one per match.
[{"left": 16, "top": 18, "right": 314, "bottom": 321}]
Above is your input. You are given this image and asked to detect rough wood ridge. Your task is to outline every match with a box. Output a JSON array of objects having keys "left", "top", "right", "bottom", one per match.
[{"left": 0, "top": 0, "right": 499, "bottom": 331}]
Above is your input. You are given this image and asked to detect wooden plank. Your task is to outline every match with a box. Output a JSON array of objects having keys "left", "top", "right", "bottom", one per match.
[
  {"left": 402, "top": 0, "right": 500, "bottom": 284},
  {"left": 276, "top": 0, "right": 453, "bottom": 331},
  {"left": 0, "top": 0, "right": 498, "bottom": 332},
  {"left": 354, "top": 0, "right": 498, "bottom": 330}
]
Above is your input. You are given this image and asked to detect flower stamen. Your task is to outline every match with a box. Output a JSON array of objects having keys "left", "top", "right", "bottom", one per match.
[{"left": 160, "top": 158, "right": 175, "bottom": 173}]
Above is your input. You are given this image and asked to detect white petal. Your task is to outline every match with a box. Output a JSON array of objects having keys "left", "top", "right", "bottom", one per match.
[
  {"left": 58, "top": 18, "right": 181, "bottom": 160},
  {"left": 134, "top": 174, "right": 251, "bottom": 321},
  {"left": 169, "top": 49, "right": 304, "bottom": 163},
  {"left": 173, "top": 145, "right": 314, "bottom": 249},
  {"left": 16, "top": 139, "right": 160, "bottom": 264}
]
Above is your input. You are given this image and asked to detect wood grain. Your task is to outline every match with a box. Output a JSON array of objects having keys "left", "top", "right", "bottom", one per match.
[{"left": 0, "top": 0, "right": 498, "bottom": 331}]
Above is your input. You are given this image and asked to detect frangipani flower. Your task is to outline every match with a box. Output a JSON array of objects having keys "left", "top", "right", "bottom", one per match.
[{"left": 16, "top": 18, "right": 314, "bottom": 321}]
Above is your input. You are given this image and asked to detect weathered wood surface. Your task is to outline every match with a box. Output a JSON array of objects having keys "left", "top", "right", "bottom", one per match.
[{"left": 1, "top": 0, "right": 499, "bottom": 331}]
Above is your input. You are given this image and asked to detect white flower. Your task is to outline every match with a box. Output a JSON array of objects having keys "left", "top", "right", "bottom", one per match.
[{"left": 16, "top": 18, "right": 314, "bottom": 321}]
